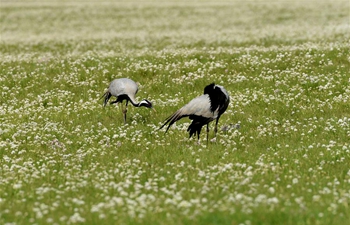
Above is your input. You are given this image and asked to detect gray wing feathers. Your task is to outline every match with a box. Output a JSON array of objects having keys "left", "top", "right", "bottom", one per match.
[
  {"left": 159, "top": 110, "right": 185, "bottom": 132},
  {"left": 108, "top": 78, "right": 138, "bottom": 103},
  {"left": 160, "top": 95, "right": 216, "bottom": 132},
  {"left": 184, "top": 95, "right": 216, "bottom": 118}
]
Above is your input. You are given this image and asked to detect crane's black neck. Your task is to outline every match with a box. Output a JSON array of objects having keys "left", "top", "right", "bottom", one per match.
[
  {"left": 203, "top": 83, "right": 225, "bottom": 113},
  {"left": 129, "top": 97, "right": 152, "bottom": 108},
  {"left": 128, "top": 98, "right": 140, "bottom": 107},
  {"left": 117, "top": 94, "right": 141, "bottom": 107}
]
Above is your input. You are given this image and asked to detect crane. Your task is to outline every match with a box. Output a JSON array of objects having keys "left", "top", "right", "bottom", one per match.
[
  {"left": 159, "top": 83, "right": 230, "bottom": 143},
  {"left": 102, "top": 78, "right": 154, "bottom": 123}
]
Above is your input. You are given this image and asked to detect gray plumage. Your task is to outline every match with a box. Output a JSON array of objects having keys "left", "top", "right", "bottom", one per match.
[
  {"left": 102, "top": 78, "right": 154, "bottom": 123},
  {"left": 160, "top": 83, "right": 230, "bottom": 143}
]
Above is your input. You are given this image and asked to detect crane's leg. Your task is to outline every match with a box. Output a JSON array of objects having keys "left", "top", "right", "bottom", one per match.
[
  {"left": 123, "top": 101, "right": 128, "bottom": 124},
  {"left": 214, "top": 117, "right": 220, "bottom": 137},
  {"left": 119, "top": 102, "right": 124, "bottom": 123},
  {"left": 206, "top": 124, "right": 210, "bottom": 145}
]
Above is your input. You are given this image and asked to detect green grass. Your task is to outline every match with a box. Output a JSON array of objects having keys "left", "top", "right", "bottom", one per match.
[{"left": 1, "top": 0, "right": 350, "bottom": 224}]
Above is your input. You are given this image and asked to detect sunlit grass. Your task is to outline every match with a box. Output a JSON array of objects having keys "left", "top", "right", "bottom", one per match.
[{"left": 1, "top": 0, "right": 350, "bottom": 225}]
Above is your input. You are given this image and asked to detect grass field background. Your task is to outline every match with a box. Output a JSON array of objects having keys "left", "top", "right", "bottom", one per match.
[{"left": 1, "top": 0, "right": 350, "bottom": 224}]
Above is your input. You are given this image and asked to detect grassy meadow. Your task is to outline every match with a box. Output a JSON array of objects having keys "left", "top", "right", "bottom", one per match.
[{"left": 1, "top": 0, "right": 350, "bottom": 224}]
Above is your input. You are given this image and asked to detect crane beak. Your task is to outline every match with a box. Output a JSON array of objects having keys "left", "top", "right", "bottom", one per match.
[{"left": 151, "top": 107, "right": 157, "bottom": 113}]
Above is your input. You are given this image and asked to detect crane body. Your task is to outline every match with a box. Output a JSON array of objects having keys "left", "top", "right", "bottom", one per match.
[
  {"left": 160, "top": 83, "right": 229, "bottom": 143},
  {"left": 102, "top": 78, "right": 154, "bottom": 123}
]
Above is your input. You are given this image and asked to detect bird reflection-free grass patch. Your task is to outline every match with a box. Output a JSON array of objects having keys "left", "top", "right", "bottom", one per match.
[{"left": 1, "top": 1, "right": 349, "bottom": 225}]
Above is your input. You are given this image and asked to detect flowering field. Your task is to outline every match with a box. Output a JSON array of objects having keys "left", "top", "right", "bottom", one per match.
[{"left": 1, "top": 0, "right": 350, "bottom": 224}]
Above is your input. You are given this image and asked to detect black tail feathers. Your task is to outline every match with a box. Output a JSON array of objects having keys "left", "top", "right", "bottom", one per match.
[
  {"left": 101, "top": 91, "right": 112, "bottom": 107},
  {"left": 187, "top": 121, "right": 203, "bottom": 140}
]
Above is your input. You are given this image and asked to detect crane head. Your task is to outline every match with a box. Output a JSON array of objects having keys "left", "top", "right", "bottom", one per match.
[{"left": 139, "top": 99, "right": 156, "bottom": 112}]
